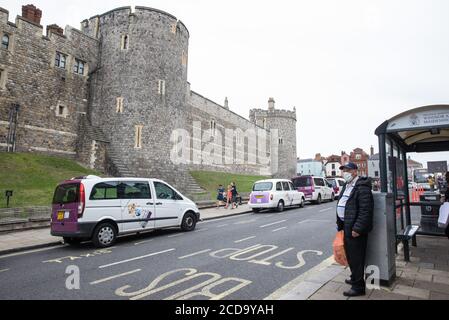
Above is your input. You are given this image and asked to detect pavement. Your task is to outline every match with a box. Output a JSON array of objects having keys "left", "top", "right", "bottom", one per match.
[
  {"left": 288, "top": 235, "right": 449, "bottom": 300},
  {"left": 0, "top": 204, "right": 253, "bottom": 255}
]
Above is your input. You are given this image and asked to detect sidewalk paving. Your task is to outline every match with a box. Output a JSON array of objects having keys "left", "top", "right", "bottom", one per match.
[
  {"left": 285, "top": 235, "right": 449, "bottom": 300},
  {"left": 0, "top": 204, "right": 252, "bottom": 255}
]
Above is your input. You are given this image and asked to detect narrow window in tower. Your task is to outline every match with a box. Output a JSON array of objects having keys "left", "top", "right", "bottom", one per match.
[
  {"left": 56, "top": 104, "right": 68, "bottom": 117},
  {"left": 1, "top": 34, "right": 9, "bottom": 50},
  {"left": 210, "top": 120, "right": 216, "bottom": 136},
  {"left": 135, "top": 125, "right": 143, "bottom": 149},
  {"left": 158, "top": 80, "right": 166, "bottom": 95},
  {"left": 263, "top": 118, "right": 267, "bottom": 128},
  {"left": 278, "top": 138, "right": 283, "bottom": 145},
  {"left": 181, "top": 50, "right": 188, "bottom": 66},
  {"left": 116, "top": 97, "right": 124, "bottom": 113},
  {"left": 0, "top": 68, "right": 7, "bottom": 90},
  {"left": 121, "top": 35, "right": 129, "bottom": 50}
]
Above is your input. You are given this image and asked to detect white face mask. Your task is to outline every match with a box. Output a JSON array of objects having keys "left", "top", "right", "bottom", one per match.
[{"left": 343, "top": 172, "right": 353, "bottom": 183}]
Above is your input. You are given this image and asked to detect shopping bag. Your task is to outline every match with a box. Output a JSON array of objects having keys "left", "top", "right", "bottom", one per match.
[
  {"left": 438, "top": 202, "right": 449, "bottom": 228},
  {"left": 333, "top": 231, "right": 348, "bottom": 266}
]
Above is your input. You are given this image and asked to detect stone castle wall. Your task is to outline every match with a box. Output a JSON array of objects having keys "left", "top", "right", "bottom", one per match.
[
  {"left": 0, "top": 8, "right": 99, "bottom": 157},
  {"left": 187, "top": 90, "right": 273, "bottom": 176}
]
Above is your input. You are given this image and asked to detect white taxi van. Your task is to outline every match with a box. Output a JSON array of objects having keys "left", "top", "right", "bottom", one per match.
[
  {"left": 51, "top": 176, "right": 200, "bottom": 247},
  {"left": 248, "top": 179, "right": 305, "bottom": 213}
]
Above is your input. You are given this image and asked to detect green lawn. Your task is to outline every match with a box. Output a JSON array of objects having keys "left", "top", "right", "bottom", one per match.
[
  {"left": 0, "top": 152, "right": 101, "bottom": 208},
  {"left": 190, "top": 170, "right": 269, "bottom": 200}
]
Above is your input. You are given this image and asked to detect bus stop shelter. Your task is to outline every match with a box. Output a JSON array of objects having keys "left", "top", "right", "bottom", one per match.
[
  {"left": 366, "top": 105, "right": 449, "bottom": 286},
  {"left": 375, "top": 105, "right": 449, "bottom": 240}
]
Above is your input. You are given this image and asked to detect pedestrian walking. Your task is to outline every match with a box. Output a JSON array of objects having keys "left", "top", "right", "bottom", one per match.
[
  {"left": 231, "top": 182, "right": 238, "bottom": 209},
  {"left": 336, "top": 162, "right": 374, "bottom": 297},
  {"left": 216, "top": 184, "right": 225, "bottom": 208},
  {"left": 225, "top": 185, "right": 232, "bottom": 209}
]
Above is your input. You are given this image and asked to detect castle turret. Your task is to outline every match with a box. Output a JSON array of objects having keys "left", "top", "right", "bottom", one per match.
[
  {"left": 83, "top": 6, "right": 190, "bottom": 188},
  {"left": 250, "top": 98, "right": 297, "bottom": 178}
]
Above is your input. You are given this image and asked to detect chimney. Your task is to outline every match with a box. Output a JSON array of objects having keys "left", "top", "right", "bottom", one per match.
[
  {"left": 224, "top": 97, "right": 229, "bottom": 109},
  {"left": 370, "top": 145, "right": 374, "bottom": 156},
  {"left": 268, "top": 97, "right": 275, "bottom": 111},
  {"left": 47, "top": 24, "right": 64, "bottom": 36},
  {"left": 22, "top": 4, "right": 42, "bottom": 25}
]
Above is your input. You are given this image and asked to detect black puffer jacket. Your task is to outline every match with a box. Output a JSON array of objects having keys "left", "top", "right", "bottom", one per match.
[{"left": 336, "top": 177, "right": 374, "bottom": 236}]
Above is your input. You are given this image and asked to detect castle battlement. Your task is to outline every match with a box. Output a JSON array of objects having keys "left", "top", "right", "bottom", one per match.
[
  {"left": 0, "top": 5, "right": 99, "bottom": 45},
  {"left": 250, "top": 108, "right": 297, "bottom": 121},
  {"left": 81, "top": 5, "right": 189, "bottom": 39}
]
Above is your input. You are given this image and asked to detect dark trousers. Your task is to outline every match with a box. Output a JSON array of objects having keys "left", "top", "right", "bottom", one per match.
[{"left": 344, "top": 234, "right": 368, "bottom": 291}]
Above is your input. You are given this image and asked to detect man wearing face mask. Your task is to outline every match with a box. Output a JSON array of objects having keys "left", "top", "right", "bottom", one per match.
[{"left": 336, "top": 162, "right": 374, "bottom": 297}]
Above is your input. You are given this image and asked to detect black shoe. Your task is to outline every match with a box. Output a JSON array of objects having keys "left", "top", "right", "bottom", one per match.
[
  {"left": 345, "top": 278, "right": 355, "bottom": 285},
  {"left": 343, "top": 289, "right": 366, "bottom": 297}
]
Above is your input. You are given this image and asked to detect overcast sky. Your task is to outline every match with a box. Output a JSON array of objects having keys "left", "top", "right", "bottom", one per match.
[{"left": 3, "top": 0, "right": 449, "bottom": 166}]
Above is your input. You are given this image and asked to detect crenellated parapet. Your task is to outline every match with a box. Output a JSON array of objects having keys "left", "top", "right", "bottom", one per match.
[{"left": 80, "top": 6, "right": 189, "bottom": 40}]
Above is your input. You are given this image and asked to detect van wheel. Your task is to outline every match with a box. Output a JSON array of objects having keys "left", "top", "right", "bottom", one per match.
[
  {"left": 92, "top": 222, "right": 117, "bottom": 248},
  {"left": 252, "top": 208, "right": 261, "bottom": 213},
  {"left": 181, "top": 212, "right": 197, "bottom": 232},
  {"left": 63, "top": 237, "right": 82, "bottom": 245},
  {"left": 300, "top": 197, "right": 305, "bottom": 208},
  {"left": 276, "top": 200, "right": 284, "bottom": 212},
  {"left": 316, "top": 195, "right": 322, "bottom": 205},
  {"left": 330, "top": 194, "right": 335, "bottom": 202}
]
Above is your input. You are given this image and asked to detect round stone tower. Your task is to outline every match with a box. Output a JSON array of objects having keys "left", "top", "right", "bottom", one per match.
[
  {"left": 82, "top": 6, "right": 191, "bottom": 187},
  {"left": 250, "top": 98, "right": 297, "bottom": 178}
]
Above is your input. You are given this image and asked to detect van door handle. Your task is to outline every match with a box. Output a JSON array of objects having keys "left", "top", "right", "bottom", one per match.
[
  {"left": 147, "top": 202, "right": 154, "bottom": 205},
  {"left": 156, "top": 202, "right": 163, "bottom": 206}
]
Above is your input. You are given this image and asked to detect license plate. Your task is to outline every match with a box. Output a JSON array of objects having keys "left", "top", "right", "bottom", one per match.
[
  {"left": 256, "top": 195, "right": 264, "bottom": 199},
  {"left": 57, "top": 211, "right": 64, "bottom": 220}
]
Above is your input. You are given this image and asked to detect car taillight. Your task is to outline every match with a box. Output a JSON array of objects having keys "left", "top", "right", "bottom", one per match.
[
  {"left": 310, "top": 185, "right": 315, "bottom": 192},
  {"left": 335, "top": 187, "right": 340, "bottom": 193},
  {"left": 78, "top": 183, "right": 85, "bottom": 218},
  {"left": 270, "top": 194, "right": 273, "bottom": 200}
]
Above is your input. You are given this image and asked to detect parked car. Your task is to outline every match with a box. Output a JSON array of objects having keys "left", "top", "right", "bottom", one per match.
[
  {"left": 51, "top": 176, "right": 200, "bottom": 248},
  {"left": 248, "top": 179, "right": 305, "bottom": 213},
  {"left": 326, "top": 177, "right": 346, "bottom": 200},
  {"left": 291, "top": 175, "right": 334, "bottom": 204}
]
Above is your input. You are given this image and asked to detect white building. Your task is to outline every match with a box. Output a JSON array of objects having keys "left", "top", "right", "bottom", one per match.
[
  {"left": 297, "top": 159, "right": 325, "bottom": 177},
  {"left": 324, "top": 155, "right": 342, "bottom": 177}
]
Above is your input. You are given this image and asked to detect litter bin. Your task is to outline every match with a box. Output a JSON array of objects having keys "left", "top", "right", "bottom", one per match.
[{"left": 419, "top": 193, "right": 444, "bottom": 234}]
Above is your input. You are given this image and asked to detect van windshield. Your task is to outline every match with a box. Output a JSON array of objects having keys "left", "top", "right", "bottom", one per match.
[
  {"left": 53, "top": 183, "right": 79, "bottom": 204},
  {"left": 253, "top": 182, "right": 273, "bottom": 191},
  {"left": 293, "top": 177, "right": 311, "bottom": 188}
]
